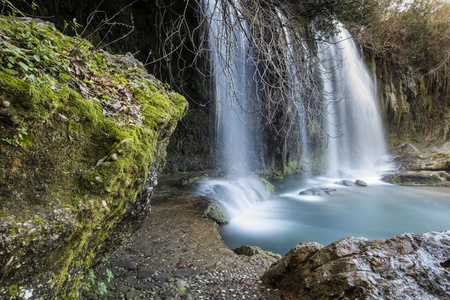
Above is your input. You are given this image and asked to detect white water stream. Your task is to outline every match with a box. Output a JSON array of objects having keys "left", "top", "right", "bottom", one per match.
[
  {"left": 318, "top": 25, "right": 389, "bottom": 177},
  {"left": 198, "top": 0, "right": 269, "bottom": 215}
]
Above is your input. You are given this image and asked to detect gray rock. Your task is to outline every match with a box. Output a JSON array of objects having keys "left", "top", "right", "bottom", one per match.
[
  {"left": 355, "top": 179, "right": 368, "bottom": 186},
  {"left": 336, "top": 180, "right": 356, "bottom": 187},
  {"left": 264, "top": 231, "right": 450, "bottom": 299},
  {"left": 114, "top": 260, "right": 137, "bottom": 270},
  {"left": 137, "top": 267, "right": 157, "bottom": 280},
  {"left": 299, "top": 188, "right": 324, "bottom": 196},
  {"left": 173, "top": 269, "right": 196, "bottom": 278},
  {"left": 299, "top": 188, "right": 339, "bottom": 196},
  {"left": 178, "top": 173, "right": 209, "bottom": 187}
]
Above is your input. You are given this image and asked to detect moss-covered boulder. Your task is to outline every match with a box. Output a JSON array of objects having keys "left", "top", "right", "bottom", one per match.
[{"left": 0, "top": 16, "right": 187, "bottom": 298}]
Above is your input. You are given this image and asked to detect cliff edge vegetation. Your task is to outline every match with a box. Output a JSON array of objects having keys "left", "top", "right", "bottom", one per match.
[{"left": 0, "top": 14, "right": 187, "bottom": 298}]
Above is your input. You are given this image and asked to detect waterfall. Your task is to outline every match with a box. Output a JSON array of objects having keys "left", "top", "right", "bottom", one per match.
[
  {"left": 318, "top": 25, "right": 388, "bottom": 177},
  {"left": 279, "top": 13, "right": 312, "bottom": 173},
  {"left": 196, "top": 177, "right": 269, "bottom": 219},
  {"left": 204, "top": 0, "right": 255, "bottom": 172},
  {"left": 197, "top": 0, "right": 268, "bottom": 219}
]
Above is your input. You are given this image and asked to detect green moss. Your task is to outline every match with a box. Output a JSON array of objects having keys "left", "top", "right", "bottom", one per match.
[
  {"left": 269, "top": 170, "right": 283, "bottom": 181},
  {"left": 258, "top": 177, "right": 275, "bottom": 194},
  {"left": 203, "top": 205, "right": 229, "bottom": 225},
  {"left": 0, "top": 15, "right": 187, "bottom": 299},
  {"left": 392, "top": 174, "right": 441, "bottom": 185}
]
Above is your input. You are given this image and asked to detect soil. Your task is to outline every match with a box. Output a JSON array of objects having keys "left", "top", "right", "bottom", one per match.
[{"left": 81, "top": 174, "right": 284, "bottom": 299}]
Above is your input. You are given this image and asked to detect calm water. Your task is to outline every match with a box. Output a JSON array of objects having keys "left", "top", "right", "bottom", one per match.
[{"left": 218, "top": 175, "right": 450, "bottom": 255}]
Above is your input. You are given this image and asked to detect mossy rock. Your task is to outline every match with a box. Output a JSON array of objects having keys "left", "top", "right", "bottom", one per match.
[
  {"left": 203, "top": 205, "right": 229, "bottom": 226},
  {"left": 0, "top": 16, "right": 187, "bottom": 299}
]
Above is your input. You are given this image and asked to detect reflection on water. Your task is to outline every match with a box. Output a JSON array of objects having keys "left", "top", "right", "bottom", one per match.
[{"left": 218, "top": 175, "right": 450, "bottom": 255}]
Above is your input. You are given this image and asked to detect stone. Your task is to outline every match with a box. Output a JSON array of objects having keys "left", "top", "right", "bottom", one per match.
[
  {"left": 173, "top": 269, "right": 196, "bottom": 278},
  {"left": 0, "top": 15, "right": 187, "bottom": 299},
  {"left": 299, "top": 188, "right": 339, "bottom": 196},
  {"left": 336, "top": 180, "right": 356, "bottom": 187},
  {"left": 263, "top": 231, "right": 450, "bottom": 299},
  {"left": 355, "top": 179, "right": 368, "bottom": 186},
  {"left": 137, "top": 267, "right": 157, "bottom": 280},
  {"left": 203, "top": 204, "right": 229, "bottom": 225},
  {"left": 178, "top": 173, "right": 209, "bottom": 187},
  {"left": 299, "top": 188, "right": 323, "bottom": 196},
  {"left": 114, "top": 260, "right": 137, "bottom": 270}
]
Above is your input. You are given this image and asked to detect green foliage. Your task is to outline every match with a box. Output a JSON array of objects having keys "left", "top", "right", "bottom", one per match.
[
  {"left": 269, "top": 170, "right": 283, "bottom": 181},
  {"left": 81, "top": 268, "right": 113, "bottom": 296},
  {"left": 0, "top": 16, "right": 85, "bottom": 87},
  {"left": 2, "top": 127, "right": 28, "bottom": 147},
  {"left": 352, "top": 0, "right": 450, "bottom": 77}
]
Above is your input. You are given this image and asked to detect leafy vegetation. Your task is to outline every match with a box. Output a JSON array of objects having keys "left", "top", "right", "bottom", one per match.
[
  {"left": 81, "top": 268, "right": 114, "bottom": 296},
  {"left": 349, "top": 0, "right": 449, "bottom": 87},
  {"left": 2, "top": 127, "right": 27, "bottom": 146}
]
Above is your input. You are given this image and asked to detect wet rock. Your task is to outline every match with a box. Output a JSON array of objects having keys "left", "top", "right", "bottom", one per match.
[
  {"left": 355, "top": 179, "right": 368, "bottom": 186},
  {"left": 203, "top": 204, "right": 229, "bottom": 225},
  {"left": 336, "top": 180, "right": 356, "bottom": 187},
  {"left": 178, "top": 173, "right": 209, "bottom": 187},
  {"left": 299, "top": 188, "right": 338, "bottom": 196},
  {"left": 382, "top": 171, "right": 447, "bottom": 186},
  {"left": 264, "top": 231, "right": 450, "bottom": 299}
]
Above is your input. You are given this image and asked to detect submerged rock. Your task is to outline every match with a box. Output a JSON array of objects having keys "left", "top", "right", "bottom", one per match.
[
  {"left": 299, "top": 188, "right": 339, "bottom": 196},
  {"left": 336, "top": 179, "right": 356, "bottom": 187},
  {"left": 263, "top": 231, "right": 450, "bottom": 299},
  {"left": 355, "top": 179, "right": 368, "bottom": 186}
]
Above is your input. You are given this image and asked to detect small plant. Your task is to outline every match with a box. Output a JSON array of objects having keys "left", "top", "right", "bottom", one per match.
[
  {"left": 2, "top": 127, "right": 27, "bottom": 147},
  {"left": 81, "top": 268, "right": 114, "bottom": 296}
]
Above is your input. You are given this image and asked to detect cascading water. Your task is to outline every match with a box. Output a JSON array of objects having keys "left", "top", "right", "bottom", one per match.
[
  {"left": 204, "top": 0, "right": 254, "bottom": 172},
  {"left": 196, "top": 0, "right": 268, "bottom": 218},
  {"left": 193, "top": 11, "right": 450, "bottom": 255},
  {"left": 318, "top": 24, "right": 388, "bottom": 178},
  {"left": 279, "top": 13, "right": 312, "bottom": 173}
]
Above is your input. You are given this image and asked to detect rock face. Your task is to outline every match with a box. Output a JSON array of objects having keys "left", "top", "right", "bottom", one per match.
[
  {"left": 382, "top": 142, "right": 450, "bottom": 186},
  {"left": 263, "top": 231, "right": 450, "bottom": 299},
  {"left": 0, "top": 16, "right": 187, "bottom": 298}
]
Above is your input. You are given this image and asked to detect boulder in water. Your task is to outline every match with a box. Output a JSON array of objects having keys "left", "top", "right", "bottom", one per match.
[
  {"left": 336, "top": 180, "right": 356, "bottom": 187},
  {"left": 263, "top": 231, "right": 450, "bottom": 299},
  {"left": 355, "top": 179, "right": 368, "bottom": 186},
  {"left": 299, "top": 188, "right": 339, "bottom": 196}
]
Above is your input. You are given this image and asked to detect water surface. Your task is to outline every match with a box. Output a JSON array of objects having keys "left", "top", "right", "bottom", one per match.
[{"left": 218, "top": 175, "right": 450, "bottom": 255}]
